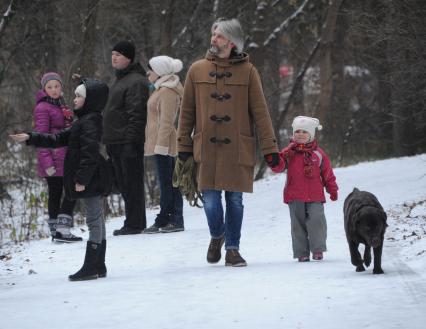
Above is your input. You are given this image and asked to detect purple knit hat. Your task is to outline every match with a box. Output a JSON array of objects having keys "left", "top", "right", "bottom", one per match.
[{"left": 40, "top": 72, "right": 63, "bottom": 89}]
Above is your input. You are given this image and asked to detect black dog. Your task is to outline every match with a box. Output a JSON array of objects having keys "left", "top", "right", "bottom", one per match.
[{"left": 344, "top": 188, "right": 388, "bottom": 274}]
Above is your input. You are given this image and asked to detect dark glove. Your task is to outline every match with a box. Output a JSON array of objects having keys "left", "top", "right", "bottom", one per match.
[
  {"left": 330, "top": 191, "right": 338, "bottom": 201},
  {"left": 178, "top": 152, "right": 193, "bottom": 161},
  {"left": 264, "top": 153, "right": 280, "bottom": 168}
]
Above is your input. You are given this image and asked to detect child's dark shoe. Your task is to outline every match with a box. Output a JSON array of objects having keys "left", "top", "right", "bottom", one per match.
[
  {"left": 298, "top": 256, "right": 310, "bottom": 262},
  {"left": 312, "top": 251, "right": 323, "bottom": 261}
]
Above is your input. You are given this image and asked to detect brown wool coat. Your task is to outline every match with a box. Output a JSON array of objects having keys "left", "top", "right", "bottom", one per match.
[
  {"left": 177, "top": 52, "right": 278, "bottom": 193},
  {"left": 145, "top": 80, "right": 183, "bottom": 156}
]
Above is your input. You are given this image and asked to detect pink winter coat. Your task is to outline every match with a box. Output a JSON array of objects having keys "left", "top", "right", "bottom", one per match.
[
  {"left": 272, "top": 141, "right": 338, "bottom": 204},
  {"left": 33, "top": 90, "right": 68, "bottom": 177}
]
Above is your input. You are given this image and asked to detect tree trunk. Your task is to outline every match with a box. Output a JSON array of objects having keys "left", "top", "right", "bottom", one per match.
[
  {"left": 40, "top": 0, "right": 58, "bottom": 71},
  {"left": 78, "top": 0, "right": 100, "bottom": 77},
  {"left": 317, "top": 0, "right": 344, "bottom": 127}
]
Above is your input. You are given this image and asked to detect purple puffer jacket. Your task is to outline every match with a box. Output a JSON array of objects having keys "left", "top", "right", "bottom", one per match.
[{"left": 34, "top": 90, "right": 67, "bottom": 177}]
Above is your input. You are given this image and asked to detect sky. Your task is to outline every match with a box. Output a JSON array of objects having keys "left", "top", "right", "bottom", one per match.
[{"left": 0, "top": 154, "right": 425, "bottom": 329}]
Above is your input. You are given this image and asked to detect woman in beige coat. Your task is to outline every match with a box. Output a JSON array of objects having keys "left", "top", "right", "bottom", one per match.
[{"left": 144, "top": 56, "right": 184, "bottom": 233}]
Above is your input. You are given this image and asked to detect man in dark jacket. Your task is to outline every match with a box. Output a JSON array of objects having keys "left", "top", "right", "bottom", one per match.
[{"left": 103, "top": 41, "right": 149, "bottom": 235}]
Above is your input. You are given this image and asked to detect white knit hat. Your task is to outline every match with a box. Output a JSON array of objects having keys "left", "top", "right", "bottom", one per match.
[
  {"left": 75, "top": 84, "right": 86, "bottom": 98},
  {"left": 292, "top": 116, "right": 322, "bottom": 142},
  {"left": 149, "top": 56, "right": 183, "bottom": 77}
]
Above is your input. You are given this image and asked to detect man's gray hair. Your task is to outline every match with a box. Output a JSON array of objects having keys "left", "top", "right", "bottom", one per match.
[{"left": 211, "top": 18, "right": 244, "bottom": 53}]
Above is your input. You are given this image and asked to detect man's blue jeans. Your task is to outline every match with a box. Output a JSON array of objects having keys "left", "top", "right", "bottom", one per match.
[
  {"left": 155, "top": 154, "right": 184, "bottom": 227},
  {"left": 202, "top": 190, "right": 244, "bottom": 250}
]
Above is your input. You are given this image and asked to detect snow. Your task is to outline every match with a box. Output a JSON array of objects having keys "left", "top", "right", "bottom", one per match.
[
  {"left": 344, "top": 65, "right": 370, "bottom": 77},
  {"left": 1, "top": 154, "right": 426, "bottom": 329}
]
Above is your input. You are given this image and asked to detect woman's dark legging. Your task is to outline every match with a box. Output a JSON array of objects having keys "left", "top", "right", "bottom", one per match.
[{"left": 45, "top": 176, "right": 76, "bottom": 219}]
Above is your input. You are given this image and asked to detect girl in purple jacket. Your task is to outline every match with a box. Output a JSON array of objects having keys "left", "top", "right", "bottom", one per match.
[{"left": 34, "top": 72, "right": 81, "bottom": 242}]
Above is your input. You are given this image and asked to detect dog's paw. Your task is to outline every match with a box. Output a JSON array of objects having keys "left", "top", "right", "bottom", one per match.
[
  {"left": 356, "top": 265, "right": 365, "bottom": 272},
  {"left": 373, "top": 267, "right": 384, "bottom": 274}
]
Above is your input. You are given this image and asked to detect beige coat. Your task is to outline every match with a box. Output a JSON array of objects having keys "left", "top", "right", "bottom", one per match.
[
  {"left": 145, "top": 75, "right": 183, "bottom": 156},
  {"left": 177, "top": 52, "right": 278, "bottom": 193}
]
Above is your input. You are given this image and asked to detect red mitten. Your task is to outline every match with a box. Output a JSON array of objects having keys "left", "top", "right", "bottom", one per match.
[
  {"left": 62, "top": 107, "right": 73, "bottom": 120},
  {"left": 62, "top": 106, "right": 74, "bottom": 127},
  {"left": 330, "top": 191, "right": 338, "bottom": 201},
  {"left": 264, "top": 153, "right": 280, "bottom": 168}
]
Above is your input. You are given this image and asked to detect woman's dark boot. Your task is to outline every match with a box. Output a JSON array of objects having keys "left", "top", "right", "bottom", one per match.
[
  {"left": 97, "top": 240, "right": 107, "bottom": 278},
  {"left": 69, "top": 241, "right": 101, "bottom": 281},
  {"left": 55, "top": 214, "right": 83, "bottom": 243},
  {"left": 47, "top": 218, "right": 57, "bottom": 240}
]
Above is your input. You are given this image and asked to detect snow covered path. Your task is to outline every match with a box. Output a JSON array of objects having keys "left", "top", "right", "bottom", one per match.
[{"left": 1, "top": 155, "right": 426, "bottom": 329}]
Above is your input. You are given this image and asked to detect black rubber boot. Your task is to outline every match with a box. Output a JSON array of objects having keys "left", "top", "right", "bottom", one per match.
[
  {"left": 69, "top": 241, "right": 101, "bottom": 281},
  {"left": 97, "top": 240, "right": 107, "bottom": 278}
]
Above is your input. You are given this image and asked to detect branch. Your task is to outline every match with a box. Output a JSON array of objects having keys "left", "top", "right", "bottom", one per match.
[
  {"left": 213, "top": 0, "right": 220, "bottom": 18},
  {"left": 81, "top": 0, "right": 101, "bottom": 33},
  {"left": 263, "top": 0, "right": 311, "bottom": 47},
  {"left": 0, "top": 0, "right": 15, "bottom": 37},
  {"left": 275, "top": 38, "right": 321, "bottom": 129},
  {"left": 171, "top": 0, "right": 207, "bottom": 47}
]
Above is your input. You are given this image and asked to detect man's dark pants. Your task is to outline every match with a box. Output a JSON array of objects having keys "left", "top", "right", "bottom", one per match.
[{"left": 106, "top": 143, "right": 146, "bottom": 230}]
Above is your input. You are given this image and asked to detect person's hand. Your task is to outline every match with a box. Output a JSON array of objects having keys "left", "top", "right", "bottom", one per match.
[
  {"left": 75, "top": 183, "right": 85, "bottom": 192},
  {"left": 330, "top": 191, "right": 338, "bottom": 201},
  {"left": 71, "top": 73, "right": 82, "bottom": 81},
  {"left": 264, "top": 153, "right": 280, "bottom": 168},
  {"left": 178, "top": 152, "right": 193, "bottom": 161},
  {"left": 9, "top": 133, "right": 30, "bottom": 143},
  {"left": 62, "top": 106, "right": 73, "bottom": 120},
  {"left": 46, "top": 166, "right": 56, "bottom": 176}
]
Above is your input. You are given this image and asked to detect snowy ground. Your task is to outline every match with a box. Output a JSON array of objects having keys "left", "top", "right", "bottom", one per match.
[{"left": 1, "top": 154, "right": 425, "bottom": 329}]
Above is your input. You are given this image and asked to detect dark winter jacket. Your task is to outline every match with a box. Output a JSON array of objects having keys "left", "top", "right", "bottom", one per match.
[
  {"left": 28, "top": 79, "right": 112, "bottom": 200},
  {"left": 102, "top": 63, "right": 149, "bottom": 145},
  {"left": 33, "top": 90, "right": 68, "bottom": 177}
]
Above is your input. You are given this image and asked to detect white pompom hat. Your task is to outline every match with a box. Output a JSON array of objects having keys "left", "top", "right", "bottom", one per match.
[
  {"left": 148, "top": 56, "right": 183, "bottom": 77},
  {"left": 75, "top": 84, "right": 86, "bottom": 98},
  {"left": 292, "top": 116, "right": 322, "bottom": 142}
]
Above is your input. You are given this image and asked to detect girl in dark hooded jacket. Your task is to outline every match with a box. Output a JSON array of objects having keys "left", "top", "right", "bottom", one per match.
[{"left": 10, "top": 78, "right": 112, "bottom": 281}]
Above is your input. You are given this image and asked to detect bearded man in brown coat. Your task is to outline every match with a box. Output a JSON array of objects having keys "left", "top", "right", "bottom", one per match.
[{"left": 177, "top": 18, "right": 280, "bottom": 266}]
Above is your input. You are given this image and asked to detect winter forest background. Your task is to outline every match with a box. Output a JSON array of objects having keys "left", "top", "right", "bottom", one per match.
[{"left": 0, "top": 0, "right": 425, "bottom": 246}]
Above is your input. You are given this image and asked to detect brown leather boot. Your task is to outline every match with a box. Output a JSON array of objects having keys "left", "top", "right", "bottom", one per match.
[
  {"left": 225, "top": 249, "right": 247, "bottom": 267},
  {"left": 206, "top": 235, "right": 225, "bottom": 263}
]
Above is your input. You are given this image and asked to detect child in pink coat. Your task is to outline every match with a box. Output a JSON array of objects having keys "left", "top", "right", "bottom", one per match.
[
  {"left": 270, "top": 116, "right": 338, "bottom": 262},
  {"left": 34, "top": 72, "right": 81, "bottom": 242}
]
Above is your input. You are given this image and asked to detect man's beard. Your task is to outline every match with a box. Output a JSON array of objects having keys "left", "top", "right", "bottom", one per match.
[
  {"left": 209, "top": 44, "right": 220, "bottom": 55},
  {"left": 209, "top": 42, "right": 229, "bottom": 56}
]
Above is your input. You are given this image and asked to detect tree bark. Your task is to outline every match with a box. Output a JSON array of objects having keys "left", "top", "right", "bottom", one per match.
[
  {"left": 317, "top": 0, "right": 344, "bottom": 126},
  {"left": 78, "top": 0, "right": 100, "bottom": 77}
]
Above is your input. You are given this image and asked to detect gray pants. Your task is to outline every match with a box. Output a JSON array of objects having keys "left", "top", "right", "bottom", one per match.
[
  {"left": 288, "top": 201, "right": 327, "bottom": 258},
  {"left": 81, "top": 196, "right": 105, "bottom": 243}
]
